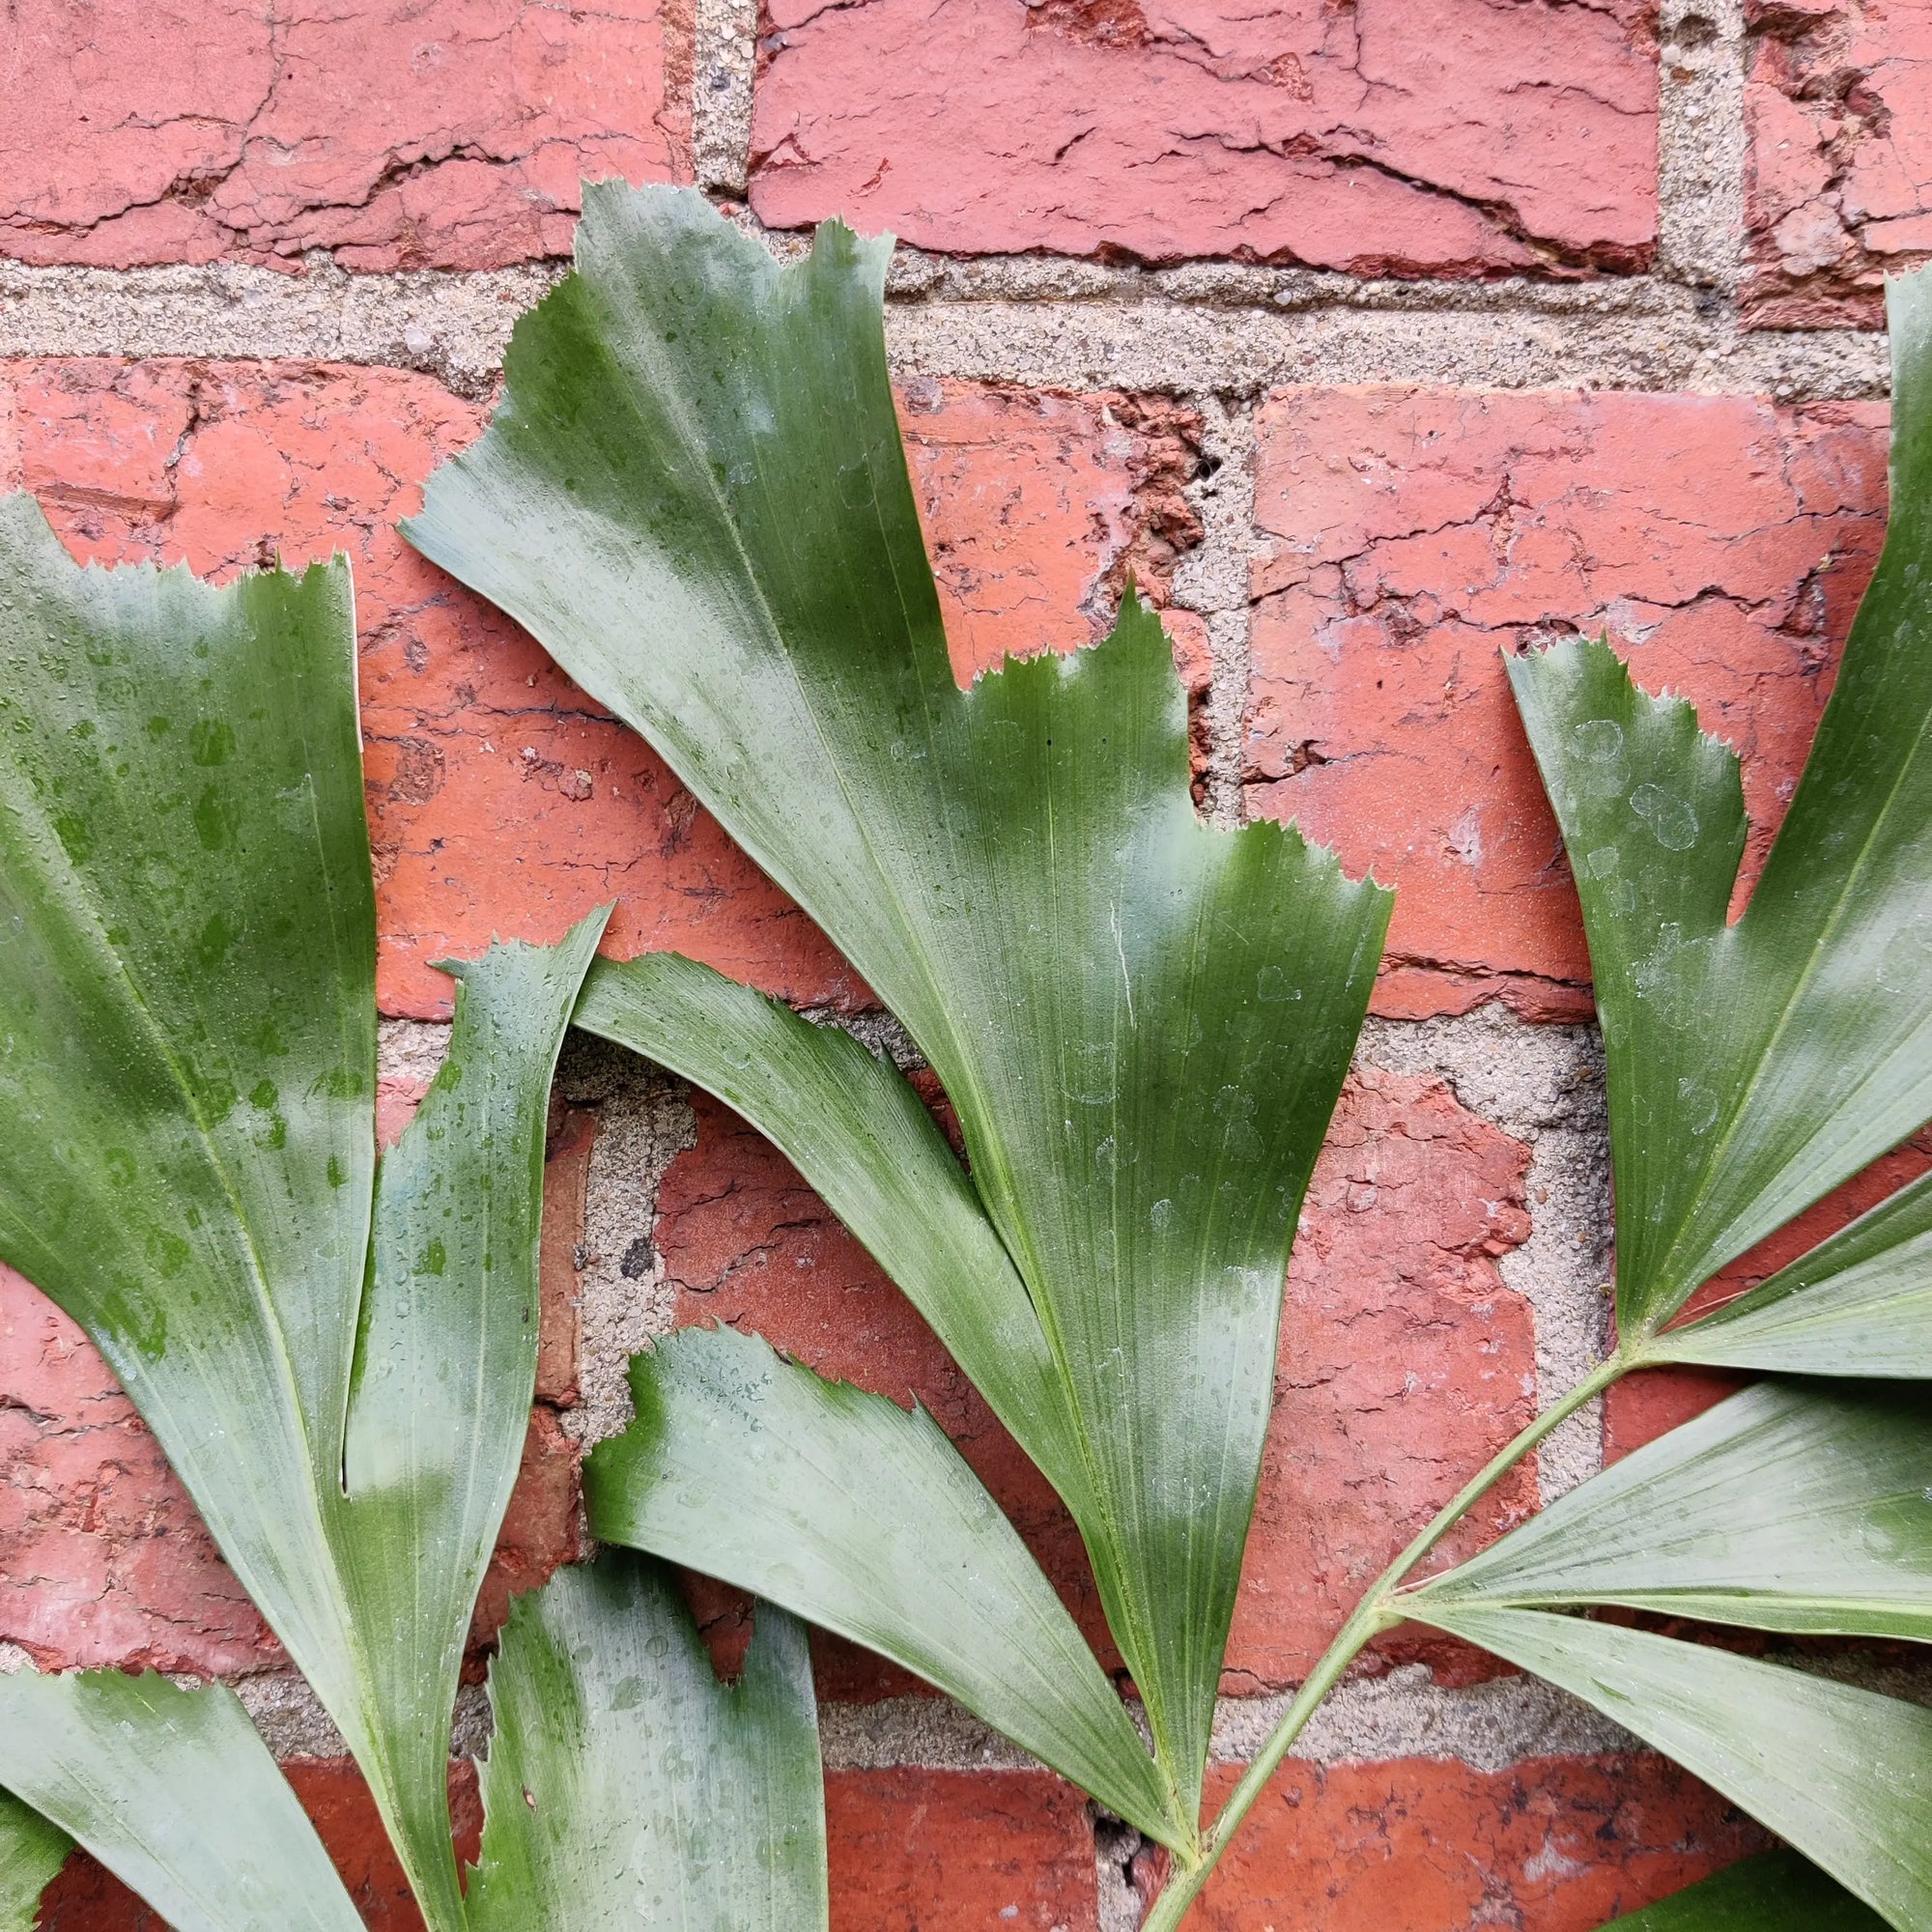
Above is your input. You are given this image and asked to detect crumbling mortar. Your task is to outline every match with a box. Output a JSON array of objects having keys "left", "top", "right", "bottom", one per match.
[
  {"left": 1169, "top": 396, "right": 1255, "bottom": 826},
  {"left": 692, "top": 0, "right": 756, "bottom": 194},
  {"left": 0, "top": 262, "right": 1890, "bottom": 405},
  {"left": 550, "top": 1030, "right": 697, "bottom": 1449}
]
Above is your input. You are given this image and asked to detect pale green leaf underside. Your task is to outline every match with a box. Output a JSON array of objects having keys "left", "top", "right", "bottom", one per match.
[
  {"left": 1415, "top": 1607, "right": 1932, "bottom": 1932},
  {"left": 408, "top": 182, "right": 1387, "bottom": 1816},
  {"left": 0, "top": 1792, "right": 71, "bottom": 1932},
  {"left": 1598, "top": 1851, "right": 1886, "bottom": 1930},
  {"left": 586, "top": 1323, "right": 1181, "bottom": 1847},
  {"left": 1508, "top": 263, "right": 1932, "bottom": 1336},
  {"left": 1651, "top": 1168, "right": 1932, "bottom": 1375},
  {"left": 468, "top": 1551, "right": 826, "bottom": 1931},
  {"left": 1409, "top": 1380, "right": 1932, "bottom": 1639},
  {"left": 0, "top": 1669, "right": 361, "bottom": 1932},
  {"left": 0, "top": 497, "right": 604, "bottom": 1930}
]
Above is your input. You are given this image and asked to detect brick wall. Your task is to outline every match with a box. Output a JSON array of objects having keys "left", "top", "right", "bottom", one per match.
[{"left": 0, "top": 1, "right": 1921, "bottom": 1925}]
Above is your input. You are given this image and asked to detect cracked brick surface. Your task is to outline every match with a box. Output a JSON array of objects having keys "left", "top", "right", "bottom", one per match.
[
  {"left": 751, "top": 0, "right": 1659, "bottom": 273},
  {"left": 654, "top": 1066, "right": 1536, "bottom": 1698},
  {"left": 1187, "top": 1754, "right": 1767, "bottom": 1930},
  {"left": 1744, "top": 0, "right": 1932, "bottom": 328},
  {"left": 1247, "top": 385, "right": 1889, "bottom": 1020},
  {"left": 0, "top": 0, "right": 692, "bottom": 270},
  {"left": 0, "top": 358, "right": 1204, "bottom": 1020}
]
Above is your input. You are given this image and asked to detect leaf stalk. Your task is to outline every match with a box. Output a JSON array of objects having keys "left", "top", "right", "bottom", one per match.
[{"left": 1140, "top": 1349, "right": 1628, "bottom": 1931}]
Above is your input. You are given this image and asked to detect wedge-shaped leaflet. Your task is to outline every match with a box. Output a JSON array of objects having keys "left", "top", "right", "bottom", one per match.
[
  {"left": 0, "top": 1668, "right": 362, "bottom": 1932},
  {"left": 0, "top": 1794, "right": 70, "bottom": 1932},
  {"left": 1414, "top": 1608, "right": 1932, "bottom": 1929},
  {"left": 468, "top": 1551, "right": 826, "bottom": 1930},
  {"left": 587, "top": 1323, "right": 1179, "bottom": 1846},
  {"left": 1508, "top": 266, "right": 1932, "bottom": 1337},
  {"left": 1599, "top": 1851, "right": 1886, "bottom": 1930},
  {"left": 0, "top": 495, "right": 605, "bottom": 1929},
  {"left": 1648, "top": 1170, "right": 1932, "bottom": 1375},
  {"left": 408, "top": 184, "right": 1388, "bottom": 1824},
  {"left": 333, "top": 912, "right": 609, "bottom": 1911},
  {"left": 1407, "top": 1380, "right": 1932, "bottom": 1638}
]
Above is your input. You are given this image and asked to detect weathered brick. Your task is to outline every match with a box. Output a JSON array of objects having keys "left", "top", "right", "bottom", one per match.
[
  {"left": 0, "top": 1265, "right": 279, "bottom": 1677},
  {"left": 537, "top": 1108, "right": 598, "bottom": 1406},
  {"left": 752, "top": 0, "right": 1658, "bottom": 274},
  {"left": 656, "top": 1067, "right": 1536, "bottom": 1697},
  {"left": 825, "top": 1768, "right": 1099, "bottom": 1932},
  {"left": 1743, "top": 0, "right": 1932, "bottom": 328},
  {"left": 0, "top": 359, "right": 1204, "bottom": 1020},
  {"left": 1233, "top": 1065, "right": 1535, "bottom": 1689},
  {"left": 0, "top": 0, "right": 692, "bottom": 270},
  {"left": 1186, "top": 1754, "right": 1767, "bottom": 1929},
  {"left": 1248, "top": 386, "right": 1889, "bottom": 1019}
]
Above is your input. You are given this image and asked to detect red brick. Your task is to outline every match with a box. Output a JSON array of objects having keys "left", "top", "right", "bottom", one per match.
[
  {"left": 657, "top": 1067, "right": 1536, "bottom": 1699},
  {"left": 1247, "top": 386, "right": 1889, "bottom": 1020},
  {"left": 1233, "top": 1065, "right": 1536, "bottom": 1690},
  {"left": 469, "top": 1405, "right": 582, "bottom": 1652},
  {"left": 0, "top": 0, "right": 692, "bottom": 270},
  {"left": 825, "top": 1768, "right": 1099, "bottom": 1932},
  {"left": 1743, "top": 0, "right": 1932, "bottom": 328},
  {"left": 537, "top": 1108, "right": 597, "bottom": 1406},
  {"left": 38, "top": 1757, "right": 483, "bottom": 1932},
  {"left": 751, "top": 0, "right": 1658, "bottom": 274},
  {"left": 1184, "top": 1754, "right": 1766, "bottom": 1930},
  {"left": 0, "top": 1264, "right": 278, "bottom": 1677},
  {"left": 1, "top": 359, "right": 1204, "bottom": 1020}
]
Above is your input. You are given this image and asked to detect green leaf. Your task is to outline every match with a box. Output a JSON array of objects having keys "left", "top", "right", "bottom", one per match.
[
  {"left": 1598, "top": 1850, "right": 1886, "bottom": 1930},
  {"left": 335, "top": 913, "right": 610, "bottom": 1909},
  {"left": 0, "top": 1667, "right": 362, "bottom": 1932},
  {"left": 1409, "top": 1607, "right": 1932, "bottom": 1931},
  {"left": 1506, "top": 266, "right": 1932, "bottom": 1338},
  {"left": 0, "top": 1792, "right": 71, "bottom": 1932},
  {"left": 1407, "top": 1379, "right": 1932, "bottom": 1639},
  {"left": 407, "top": 181, "right": 1387, "bottom": 1825},
  {"left": 0, "top": 495, "right": 607, "bottom": 1928},
  {"left": 467, "top": 1551, "right": 826, "bottom": 1931},
  {"left": 586, "top": 1323, "right": 1181, "bottom": 1848},
  {"left": 1649, "top": 1169, "right": 1932, "bottom": 1376}
]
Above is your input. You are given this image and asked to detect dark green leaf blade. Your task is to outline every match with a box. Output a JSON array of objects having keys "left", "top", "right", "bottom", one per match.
[
  {"left": 0, "top": 1667, "right": 362, "bottom": 1932},
  {"left": 467, "top": 1551, "right": 826, "bottom": 1931},
  {"left": 573, "top": 952, "right": 1093, "bottom": 1519},
  {"left": 1412, "top": 1608, "right": 1932, "bottom": 1931},
  {"left": 586, "top": 1323, "right": 1184, "bottom": 1849},
  {"left": 0, "top": 1792, "right": 71, "bottom": 1932},
  {"left": 406, "top": 185, "right": 1389, "bottom": 1816},
  {"left": 336, "top": 911, "right": 609, "bottom": 1912},
  {"left": 1650, "top": 1169, "right": 1932, "bottom": 1375},
  {"left": 1507, "top": 264, "right": 1932, "bottom": 1337},
  {"left": 1598, "top": 1851, "right": 1886, "bottom": 1931},
  {"left": 1408, "top": 1380, "right": 1932, "bottom": 1639},
  {"left": 0, "top": 493, "right": 375, "bottom": 1655}
]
